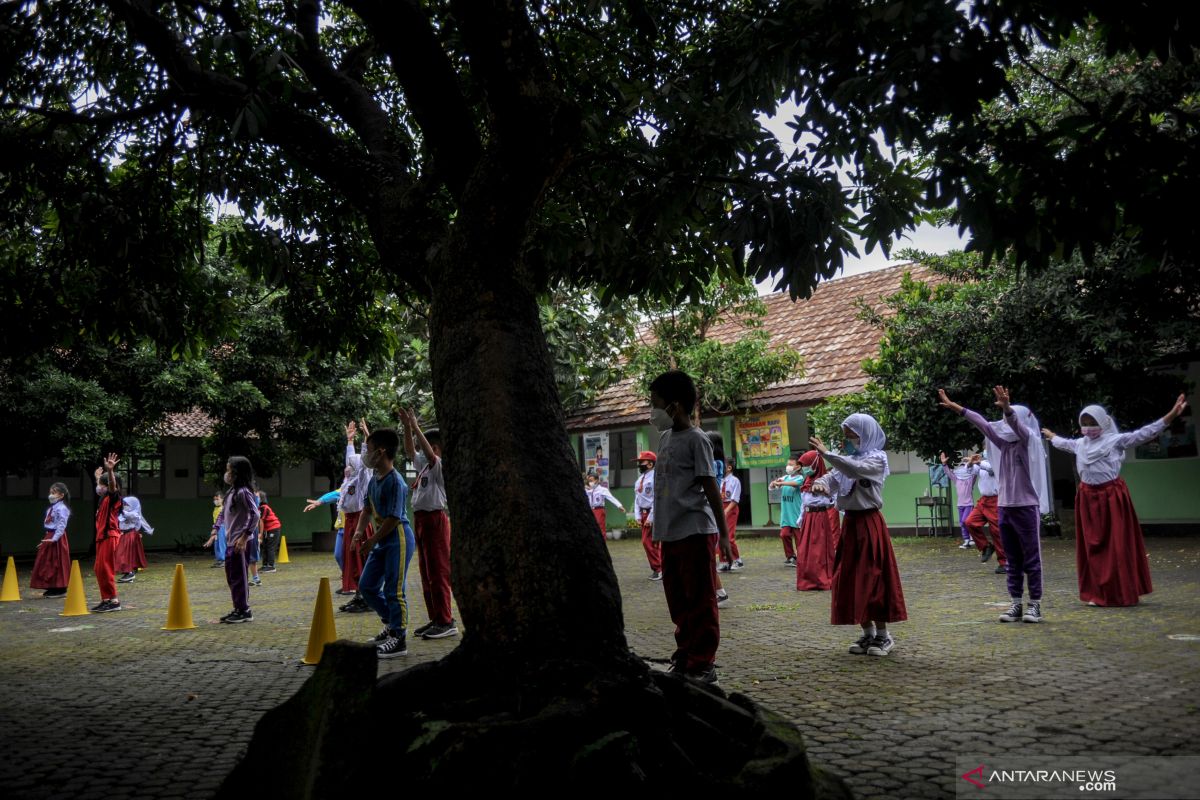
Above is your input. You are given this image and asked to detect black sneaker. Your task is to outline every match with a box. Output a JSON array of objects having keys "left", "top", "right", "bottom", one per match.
[
  {"left": 412, "top": 621, "right": 435, "bottom": 637},
  {"left": 220, "top": 610, "right": 237, "bottom": 623},
  {"left": 96, "top": 600, "right": 122, "bottom": 613},
  {"left": 649, "top": 571, "right": 663, "bottom": 581},
  {"left": 716, "top": 591, "right": 730, "bottom": 607},
  {"left": 981, "top": 545, "right": 995, "bottom": 563},
  {"left": 368, "top": 627, "right": 392, "bottom": 643},
  {"left": 687, "top": 665, "right": 719, "bottom": 684},
  {"left": 90, "top": 600, "right": 110, "bottom": 613},
  {"left": 422, "top": 621, "right": 459, "bottom": 640},
  {"left": 376, "top": 633, "right": 408, "bottom": 659},
  {"left": 117, "top": 572, "right": 136, "bottom": 583},
  {"left": 867, "top": 634, "right": 895, "bottom": 656},
  {"left": 717, "top": 562, "right": 732, "bottom": 573},
  {"left": 1022, "top": 601, "right": 1043, "bottom": 624},
  {"left": 339, "top": 598, "right": 369, "bottom": 613},
  {"left": 785, "top": 557, "right": 797, "bottom": 567},
  {"left": 334, "top": 588, "right": 356, "bottom": 596},
  {"left": 42, "top": 589, "right": 66, "bottom": 598},
  {"left": 223, "top": 609, "right": 253, "bottom": 624},
  {"left": 211, "top": 560, "right": 224, "bottom": 568},
  {"left": 999, "top": 601, "right": 1023, "bottom": 623},
  {"left": 260, "top": 566, "right": 277, "bottom": 574},
  {"left": 995, "top": 564, "right": 1007, "bottom": 574},
  {"left": 848, "top": 632, "right": 874, "bottom": 654}
]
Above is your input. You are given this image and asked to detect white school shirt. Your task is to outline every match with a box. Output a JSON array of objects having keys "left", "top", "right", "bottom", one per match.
[
  {"left": 587, "top": 484, "right": 623, "bottom": 511},
  {"left": 721, "top": 473, "right": 742, "bottom": 504},
  {"left": 976, "top": 460, "right": 999, "bottom": 497},
  {"left": 1051, "top": 420, "right": 1165, "bottom": 486},
  {"left": 634, "top": 469, "right": 655, "bottom": 523},
  {"left": 412, "top": 451, "right": 447, "bottom": 512},
  {"left": 341, "top": 442, "right": 370, "bottom": 514}
]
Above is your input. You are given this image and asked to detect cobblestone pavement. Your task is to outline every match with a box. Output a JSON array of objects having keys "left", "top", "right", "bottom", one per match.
[{"left": 1, "top": 534, "right": 1198, "bottom": 799}]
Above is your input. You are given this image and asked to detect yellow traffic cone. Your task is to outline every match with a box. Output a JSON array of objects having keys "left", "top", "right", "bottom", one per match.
[
  {"left": 277, "top": 535, "right": 290, "bottom": 564},
  {"left": 1, "top": 556, "right": 20, "bottom": 601},
  {"left": 301, "top": 577, "right": 337, "bottom": 665},
  {"left": 60, "top": 560, "right": 89, "bottom": 616},
  {"left": 162, "top": 563, "right": 196, "bottom": 630}
]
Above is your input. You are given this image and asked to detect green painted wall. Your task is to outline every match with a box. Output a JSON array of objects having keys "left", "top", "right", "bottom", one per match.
[{"left": 1119, "top": 460, "right": 1200, "bottom": 522}]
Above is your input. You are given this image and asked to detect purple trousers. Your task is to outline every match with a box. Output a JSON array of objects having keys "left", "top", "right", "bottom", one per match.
[
  {"left": 224, "top": 546, "right": 250, "bottom": 613},
  {"left": 958, "top": 505, "right": 973, "bottom": 540},
  {"left": 998, "top": 505, "right": 1042, "bottom": 601}
]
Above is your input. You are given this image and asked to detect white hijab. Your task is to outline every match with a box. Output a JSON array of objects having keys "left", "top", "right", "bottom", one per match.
[
  {"left": 1077, "top": 404, "right": 1124, "bottom": 468},
  {"left": 119, "top": 496, "right": 155, "bottom": 534},
  {"left": 989, "top": 404, "right": 1050, "bottom": 514},
  {"left": 836, "top": 413, "right": 890, "bottom": 493}
]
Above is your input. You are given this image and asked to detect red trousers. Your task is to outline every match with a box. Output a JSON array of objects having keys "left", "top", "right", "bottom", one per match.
[
  {"left": 640, "top": 511, "right": 661, "bottom": 573},
  {"left": 780, "top": 526, "right": 799, "bottom": 560},
  {"left": 592, "top": 507, "right": 606, "bottom": 538},
  {"left": 662, "top": 533, "right": 719, "bottom": 671},
  {"left": 414, "top": 509, "right": 454, "bottom": 624},
  {"left": 341, "top": 510, "right": 370, "bottom": 592},
  {"left": 965, "top": 495, "right": 1006, "bottom": 565},
  {"left": 719, "top": 502, "right": 741, "bottom": 561},
  {"left": 95, "top": 535, "right": 119, "bottom": 599}
]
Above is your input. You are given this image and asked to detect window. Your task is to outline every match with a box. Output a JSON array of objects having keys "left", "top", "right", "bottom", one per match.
[
  {"left": 607, "top": 431, "right": 637, "bottom": 488},
  {"left": 131, "top": 450, "right": 164, "bottom": 497}
]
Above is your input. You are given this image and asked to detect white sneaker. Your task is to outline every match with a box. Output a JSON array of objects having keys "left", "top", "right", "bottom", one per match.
[
  {"left": 716, "top": 591, "right": 729, "bottom": 607},
  {"left": 867, "top": 634, "right": 895, "bottom": 656}
]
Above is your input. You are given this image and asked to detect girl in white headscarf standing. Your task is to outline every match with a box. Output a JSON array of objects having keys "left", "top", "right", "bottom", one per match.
[
  {"left": 1043, "top": 394, "right": 1187, "bottom": 607},
  {"left": 939, "top": 386, "right": 1050, "bottom": 624},
  {"left": 809, "top": 413, "right": 908, "bottom": 657}
]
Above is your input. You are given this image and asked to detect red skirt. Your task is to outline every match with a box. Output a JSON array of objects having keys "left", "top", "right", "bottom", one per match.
[
  {"left": 1075, "top": 478, "right": 1153, "bottom": 607},
  {"left": 830, "top": 509, "right": 907, "bottom": 625},
  {"left": 31, "top": 532, "right": 71, "bottom": 589},
  {"left": 115, "top": 529, "right": 148, "bottom": 573},
  {"left": 796, "top": 507, "right": 837, "bottom": 591}
]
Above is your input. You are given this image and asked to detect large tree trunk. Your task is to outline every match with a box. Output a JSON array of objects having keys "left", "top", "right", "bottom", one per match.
[{"left": 426, "top": 240, "right": 632, "bottom": 671}]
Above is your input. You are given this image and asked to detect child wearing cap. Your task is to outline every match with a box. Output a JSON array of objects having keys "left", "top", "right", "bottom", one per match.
[{"left": 633, "top": 451, "right": 661, "bottom": 580}]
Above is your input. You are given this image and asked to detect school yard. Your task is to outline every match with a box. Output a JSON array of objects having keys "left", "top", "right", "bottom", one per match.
[{"left": 0, "top": 533, "right": 1197, "bottom": 799}]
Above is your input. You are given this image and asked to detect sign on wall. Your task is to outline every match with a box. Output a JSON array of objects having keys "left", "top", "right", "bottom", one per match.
[
  {"left": 735, "top": 413, "right": 790, "bottom": 468},
  {"left": 582, "top": 432, "right": 611, "bottom": 486}
]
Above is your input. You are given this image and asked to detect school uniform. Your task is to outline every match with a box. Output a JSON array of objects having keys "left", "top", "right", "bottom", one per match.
[
  {"left": 214, "top": 487, "right": 261, "bottom": 614},
  {"left": 634, "top": 468, "right": 661, "bottom": 574},
  {"left": 720, "top": 473, "right": 742, "bottom": 563},
  {"left": 777, "top": 475, "right": 804, "bottom": 562},
  {"left": 359, "top": 467, "right": 415, "bottom": 634},
  {"left": 965, "top": 459, "right": 1006, "bottom": 566},
  {"left": 259, "top": 502, "right": 282, "bottom": 568},
  {"left": 796, "top": 488, "right": 839, "bottom": 591},
  {"left": 817, "top": 415, "right": 906, "bottom": 626},
  {"left": 962, "top": 406, "right": 1049, "bottom": 602},
  {"left": 115, "top": 496, "right": 152, "bottom": 574},
  {"left": 340, "top": 442, "right": 372, "bottom": 592},
  {"left": 1051, "top": 406, "right": 1162, "bottom": 606},
  {"left": 943, "top": 463, "right": 980, "bottom": 542},
  {"left": 211, "top": 504, "right": 227, "bottom": 563},
  {"left": 653, "top": 426, "right": 721, "bottom": 673},
  {"left": 412, "top": 451, "right": 454, "bottom": 626},
  {"left": 31, "top": 500, "right": 71, "bottom": 590},
  {"left": 94, "top": 492, "right": 123, "bottom": 599},
  {"left": 586, "top": 482, "right": 624, "bottom": 538}
]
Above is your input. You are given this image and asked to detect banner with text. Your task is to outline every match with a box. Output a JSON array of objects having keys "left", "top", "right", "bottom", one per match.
[{"left": 736, "top": 413, "right": 790, "bottom": 468}]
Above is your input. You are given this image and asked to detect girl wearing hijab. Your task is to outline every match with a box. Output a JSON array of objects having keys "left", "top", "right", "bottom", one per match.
[
  {"left": 1043, "top": 394, "right": 1187, "bottom": 607},
  {"left": 809, "top": 414, "right": 907, "bottom": 656},
  {"left": 940, "top": 451, "right": 980, "bottom": 549},
  {"left": 939, "top": 386, "right": 1050, "bottom": 624},
  {"left": 116, "top": 495, "right": 154, "bottom": 583},
  {"left": 793, "top": 449, "right": 839, "bottom": 591}
]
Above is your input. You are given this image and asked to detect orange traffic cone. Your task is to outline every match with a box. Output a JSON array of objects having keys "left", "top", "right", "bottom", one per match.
[
  {"left": 0, "top": 556, "right": 20, "bottom": 601},
  {"left": 162, "top": 564, "right": 197, "bottom": 630},
  {"left": 60, "top": 560, "right": 89, "bottom": 616},
  {"left": 301, "top": 577, "right": 337, "bottom": 665}
]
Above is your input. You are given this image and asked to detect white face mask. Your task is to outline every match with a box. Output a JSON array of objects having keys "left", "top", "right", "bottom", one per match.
[
  {"left": 650, "top": 407, "right": 674, "bottom": 432},
  {"left": 48, "top": 494, "right": 61, "bottom": 503},
  {"left": 784, "top": 465, "right": 795, "bottom": 475}
]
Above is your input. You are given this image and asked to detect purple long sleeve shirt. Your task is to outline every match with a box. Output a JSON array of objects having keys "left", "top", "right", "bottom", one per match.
[
  {"left": 212, "top": 487, "right": 261, "bottom": 547},
  {"left": 961, "top": 408, "right": 1039, "bottom": 508},
  {"left": 942, "top": 463, "right": 979, "bottom": 508}
]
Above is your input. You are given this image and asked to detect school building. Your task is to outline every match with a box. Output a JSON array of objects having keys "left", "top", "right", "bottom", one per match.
[
  {"left": 565, "top": 264, "right": 1200, "bottom": 538},
  {"left": 0, "top": 410, "right": 334, "bottom": 558}
]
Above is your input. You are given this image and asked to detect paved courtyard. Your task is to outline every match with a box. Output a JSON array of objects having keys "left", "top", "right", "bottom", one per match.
[{"left": 1, "top": 533, "right": 1198, "bottom": 798}]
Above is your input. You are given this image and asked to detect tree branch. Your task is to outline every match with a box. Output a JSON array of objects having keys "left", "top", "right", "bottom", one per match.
[{"left": 340, "top": 0, "right": 481, "bottom": 199}]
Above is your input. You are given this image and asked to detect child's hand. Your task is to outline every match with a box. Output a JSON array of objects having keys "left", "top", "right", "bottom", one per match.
[
  {"left": 359, "top": 417, "right": 370, "bottom": 437},
  {"left": 969, "top": 453, "right": 982, "bottom": 464},
  {"left": 1166, "top": 393, "right": 1188, "bottom": 423},
  {"left": 993, "top": 386, "right": 1012, "bottom": 412},
  {"left": 104, "top": 452, "right": 120, "bottom": 470},
  {"left": 303, "top": 500, "right": 321, "bottom": 512},
  {"left": 810, "top": 483, "right": 829, "bottom": 496},
  {"left": 346, "top": 420, "right": 357, "bottom": 441},
  {"left": 717, "top": 535, "right": 733, "bottom": 564},
  {"left": 808, "top": 435, "right": 827, "bottom": 454},
  {"left": 938, "top": 451, "right": 948, "bottom": 465},
  {"left": 233, "top": 537, "right": 247, "bottom": 554},
  {"left": 1041, "top": 427, "right": 1056, "bottom": 441},
  {"left": 937, "top": 389, "right": 963, "bottom": 414}
]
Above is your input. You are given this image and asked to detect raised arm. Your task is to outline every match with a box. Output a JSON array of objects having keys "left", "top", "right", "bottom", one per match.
[
  {"left": 810, "top": 434, "right": 885, "bottom": 482},
  {"left": 940, "top": 389, "right": 1005, "bottom": 446},
  {"left": 1048, "top": 434, "right": 1079, "bottom": 454},
  {"left": 1119, "top": 393, "right": 1189, "bottom": 448},
  {"left": 404, "top": 407, "right": 439, "bottom": 465}
]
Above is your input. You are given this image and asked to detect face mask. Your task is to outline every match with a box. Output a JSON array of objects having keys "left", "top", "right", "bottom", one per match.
[
  {"left": 843, "top": 439, "right": 859, "bottom": 456},
  {"left": 800, "top": 467, "right": 815, "bottom": 478},
  {"left": 650, "top": 407, "right": 674, "bottom": 432},
  {"left": 1081, "top": 426, "right": 1102, "bottom": 439},
  {"left": 213, "top": 499, "right": 221, "bottom": 507},
  {"left": 362, "top": 449, "right": 380, "bottom": 469},
  {"left": 784, "top": 465, "right": 795, "bottom": 475},
  {"left": 638, "top": 464, "right": 650, "bottom": 474},
  {"left": 48, "top": 494, "right": 60, "bottom": 503}
]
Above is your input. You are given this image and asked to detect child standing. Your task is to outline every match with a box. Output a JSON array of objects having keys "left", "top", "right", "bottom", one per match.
[
  {"left": 939, "top": 386, "right": 1049, "bottom": 623},
  {"left": 304, "top": 478, "right": 347, "bottom": 581},
  {"left": 964, "top": 450, "right": 1007, "bottom": 574},
  {"left": 402, "top": 407, "right": 458, "bottom": 641},
  {"left": 649, "top": 370, "right": 732, "bottom": 684},
  {"left": 941, "top": 452, "right": 980, "bottom": 549},
  {"left": 1043, "top": 394, "right": 1187, "bottom": 607},
  {"left": 794, "top": 449, "right": 839, "bottom": 591},
  {"left": 633, "top": 451, "right": 661, "bottom": 580},
  {"left": 32, "top": 482, "right": 71, "bottom": 598},
  {"left": 585, "top": 473, "right": 626, "bottom": 538},
  {"left": 339, "top": 419, "right": 373, "bottom": 611},
  {"left": 350, "top": 428, "right": 416, "bottom": 658},
  {"left": 257, "top": 492, "right": 282, "bottom": 573},
  {"left": 810, "top": 415, "right": 907, "bottom": 655},
  {"left": 717, "top": 461, "right": 744, "bottom": 572},
  {"left": 204, "top": 492, "right": 227, "bottom": 567},
  {"left": 92, "top": 453, "right": 124, "bottom": 613},
  {"left": 213, "top": 457, "right": 261, "bottom": 623},
  {"left": 770, "top": 454, "right": 804, "bottom": 566},
  {"left": 116, "top": 495, "right": 153, "bottom": 583}
]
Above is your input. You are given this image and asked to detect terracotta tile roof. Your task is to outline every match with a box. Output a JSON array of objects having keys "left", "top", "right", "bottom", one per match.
[
  {"left": 158, "top": 410, "right": 215, "bottom": 438},
  {"left": 565, "top": 263, "right": 936, "bottom": 431}
]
